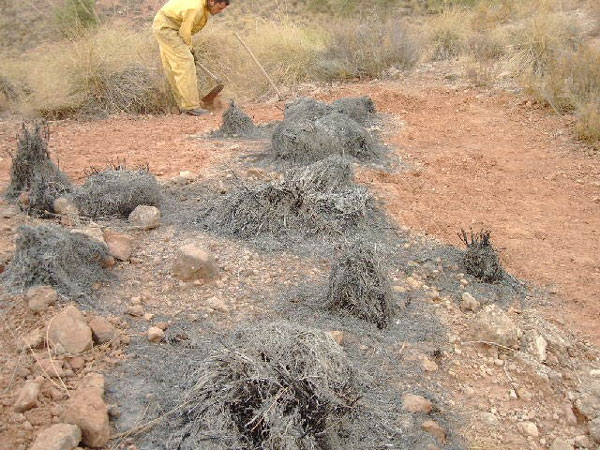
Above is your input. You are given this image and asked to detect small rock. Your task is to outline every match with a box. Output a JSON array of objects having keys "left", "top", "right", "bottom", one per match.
[
  {"left": 37, "top": 359, "right": 64, "bottom": 378},
  {"left": 127, "top": 304, "right": 144, "bottom": 317},
  {"left": 329, "top": 331, "right": 344, "bottom": 346},
  {"left": 53, "top": 197, "right": 78, "bottom": 216},
  {"left": 14, "top": 380, "right": 41, "bottom": 412},
  {"left": 48, "top": 306, "right": 93, "bottom": 354},
  {"left": 128, "top": 205, "right": 161, "bottom": 230},
  {"left": 480, "top": 412, "right": 499, "bottom": 426},
  {"left": 154, "top": 322, "right": 169, "bottom": 330},
  {"left": 26, "top": 285, "right": 58, "bottom": 313},
  {"left": 472, "top": 304, "right": 521, "bottom": 349},
  {"left": 107, "top": 405, "right": 121, "bottom": 418},
  {"left": 172, "top": 244, "right": 218, "bottom": 282},
  {"left": 574, "top": 435, "right": 591, "bottom": 448},
  {"left": 61, "top": 387, "right": 109, "bottom": 448},
  {"left": 179, "top": 170, "right": 196, "bottom": 180},
  {"left": 589, "top": 417, "right": 600, "bottom": 443},
  {"left": 29, "top": 423, "right": 82, "bottom": 450},
  {"left": 205, "top": 296, "right": 228, "bottom": 312},
  {"left": 71, "top": 226, "right": 105, "bottom": 244},
  {"left": 402, "top": 394, "right": 433, "bottom": 413},
  {"left": 422, "top": 419, "right": 446, "bottom": 443},
  {"left": 460, "top": 292, "right": 480, "bottom": 312},
  {"left": 406, "top": 277, "right": 422, "bottom": 290},
  {"left": 69, "top": 357, "right": 85, "bottom": 371},
  {"left": 88, "top": 316, "right": 118, "bottom": 345},
  {"left": 81, "top": 373, "right": 105, "bottom": 397},
  {"left": 147, "top": 327, "right": 165, "bottom": 343},
  {"left": 18, "top": 191, "right": 30, "bottom": 207},
  {"left": 518, "top": 421, "right": 539, "bottom": 437},
  {"left": 549, "top": 438, "right": 572, "bottom": 450},
  {"left": 102, "top": 230, "right": 133, "bottom": 261},
  {"left": 421, "top": 358, "right": 438, "bottom": 372},
  {"left": 21, "top": 328, "right": 44, "bottom": 350}
]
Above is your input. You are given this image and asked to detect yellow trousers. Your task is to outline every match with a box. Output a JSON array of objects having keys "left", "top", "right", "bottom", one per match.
[{"left": 152, "top": 12, "right": 199, "bottom": 111}]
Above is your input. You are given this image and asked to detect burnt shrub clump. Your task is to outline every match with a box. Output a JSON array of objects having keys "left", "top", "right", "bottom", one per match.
[
  {"left": 218, "top": 100, "right": 257, "bottom": 137},
  {"left": 74, "top": 166, "right": 162, "bottom": 218},
  {"left": 327, "top": 242, "right": 394, "bottom": 329},
  {"left": 198, "top": 156, "right": 371, "bottom": 240},
  {"left": 459, "top": 229, "right": 505, "bottom": 283},
  {"left": 1, "top": 224, "right": 111, "bottom": 299},
  {"left": 5, "top": 121, "right": 72, "bottom": 215},
  {"left": 174, "top": 321, "right": 360, "bottom": 449}
]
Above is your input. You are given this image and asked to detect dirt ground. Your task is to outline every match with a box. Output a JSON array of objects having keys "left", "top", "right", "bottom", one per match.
[{"left": 1, "top": 73, "right": 597, "bottom": 345}]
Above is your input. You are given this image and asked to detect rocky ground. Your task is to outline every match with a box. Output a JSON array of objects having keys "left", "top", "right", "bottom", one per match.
[{"left": 0, "top": 69, "right": 599, "bottom": 450}]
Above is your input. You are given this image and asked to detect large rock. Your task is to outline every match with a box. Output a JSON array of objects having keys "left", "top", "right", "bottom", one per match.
[
  {"left": 30, "top": 423, "right": 82, "bottom": 450},
  {"left": 53, "top": 197, "right": 79, "bottom": 225},
  {"left": 472, "top": 305, "right": 521, "bottom": 349},
  {"left": 102, "top": 229, "right": 133, "bottom": 261},
  {"left": 48, "top": 306, "right": 93, "bottom": 354},
  {"left": 128, "top": 205, "right": 160, "bottom": 230},
  {"left": 88, "top": 316, "right": 118, "bottom": 345},
  {"left": 14, "top": 380, "right": 41, "bottom": 412},
  {"left": 61, "top": 387, "right": 109, "bottom": 448},
  {"left": 172, "top": 244, "right": 218, "bottom": 282},
  {"left": 26, "top": 285, "right": 58, "bottom": 313}
]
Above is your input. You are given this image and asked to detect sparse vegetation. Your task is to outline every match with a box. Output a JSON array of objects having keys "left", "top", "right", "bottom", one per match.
[{"left": 0, "top": 0, "right": 597, "bottom": 146}]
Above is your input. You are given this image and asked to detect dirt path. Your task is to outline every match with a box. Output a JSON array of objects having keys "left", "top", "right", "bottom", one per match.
[{"left": 1, "top": 76, "right": 598, "bottom": 344}]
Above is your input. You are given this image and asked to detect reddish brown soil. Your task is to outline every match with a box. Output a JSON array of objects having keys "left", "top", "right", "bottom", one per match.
[{"left": 1, "top": 76, "right": 598, "bottom": 346}]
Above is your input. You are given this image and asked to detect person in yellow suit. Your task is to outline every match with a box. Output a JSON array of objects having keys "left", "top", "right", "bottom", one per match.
[{"left": 153, "top": 0, "right": 230, "bottom": 116}]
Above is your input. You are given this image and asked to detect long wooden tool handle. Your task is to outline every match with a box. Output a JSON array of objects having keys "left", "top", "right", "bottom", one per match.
[
  {"left": 195, "top": 60, "right": 222, "bottom": 84},
  {"left": 234, "top": 31, "right": 283, "bottom": 100}
]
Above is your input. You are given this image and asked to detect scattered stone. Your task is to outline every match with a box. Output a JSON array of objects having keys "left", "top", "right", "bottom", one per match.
[
  {"left": 71, "top": 226, "right": 105, "bottom": 244},
  {"left": 53, "top": 197, "right": 79, "bottom": 225},
  {"left": 107, "top": 405, "right": 121, "bottom": 419},
  {"left": 402, "top": 393, "right": 433, "bottom": 413},
  {"left": 69, "top": 357, "right": 85, "bottom": 371},
  {"left": 61, "top": 387, "right": 109, "bottom": 448},
  {"left": 460, "top": 292, "right": 480, "bottom": 312},
  {"left": 88, "top": 316, "right": 118, "bottom": 345},
  {"left": 205, "top": 296, "right": 228, "bottom": 312},
  {"left": 127, "top": 304, "right": 144, "bottom": 317},
  {"left": 329, "top": 330, "right": 344, "bottom": 346},
  {"left": 14, "top": 380, "right": 41, "bottom": 412},
  {"left": 29, "top": 423, "right": 82, "bottom": 450},
  {"left": 154, "top": 322, "right": 168, "bottom": 331},
  {"left": 549, "top": 438, "right": 573, "bottom": 450},
  {"left": 48, "top": 306, "right": 93, "bottom": 354},
  {"left": 518, "top": 421, "right": 539, "bottom": 438},
  {"left": 172, "top": 244, "right": 218, "bottom": 282},
  {"left": 21, "top": 328, "right": 44, "bottom": 349},
  {"left": 26, "top": 285, "right": 58, "bottom": 313},
  {"left": 147, "top": 327, "right": 165, "bottom": 343},
  {"left": 25, "top": 408, "right": 53, "bottom": 426},
  {"left": 38, "top": 359, "right": 64, "bottom": 378},
  {"left": 128, "top": 205, "right": 160, "bottom": 230},
  {"left": 81, "top": 373, "right": 105, "bottom": 396},
  {"left": 529, "top": 334, "right": 548, "bottom": 363},
  {"left": 480, "top": 412, "right": 499, "bottom": 426},
  {"left": 422, "top": 358, "right": 439, "bottom": 372},
  {"left": 574, "top": 435, "right": 591, "bottom": 448},
  {"left": 102, "top": 229, "right": 133, "bottom": 261},
  {"left": 421, "top": 419, "right": 446, "bottom": 443},
  {"left": 473, "top": 304, "right": 521, "bottom": 349}
]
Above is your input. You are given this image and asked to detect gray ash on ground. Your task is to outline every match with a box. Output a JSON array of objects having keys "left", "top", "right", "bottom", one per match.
[
  {"left": 284, "top": 97, "right": 333, "bottom": 122},
  {"left": 332, "top": 96, "right": 377, "bottom": 125},
  {"left": 196, "top": 156, "right": 372, "bottom": 244},
  {"left": 74, "top": 166, "right": 162, "bottom": 218},
  {"left": 1, "top": 224, "right": 111, "bottom": 301},
  {"left": 459, "top": 229, "right": 505, "bottom": 283},
  {"left": 4, "top": 121, "right": 72, "bottom": 215},
  {"left": 327, "top": 242, "right": 394, "bottom": 329}
]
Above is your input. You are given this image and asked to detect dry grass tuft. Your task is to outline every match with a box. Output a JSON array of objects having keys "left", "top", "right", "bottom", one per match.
[{"left": 428, "top": 10, "right": 470, "bottom": 61}]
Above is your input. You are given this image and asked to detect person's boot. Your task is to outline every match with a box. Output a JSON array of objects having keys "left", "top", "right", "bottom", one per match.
[{"left": 182, "top": 107, "right": 209, "bottom": 116}]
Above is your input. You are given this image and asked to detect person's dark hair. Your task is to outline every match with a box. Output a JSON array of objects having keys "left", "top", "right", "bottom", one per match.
[{"left": 216, "top": 0, "right": 230, "bottom": 4}]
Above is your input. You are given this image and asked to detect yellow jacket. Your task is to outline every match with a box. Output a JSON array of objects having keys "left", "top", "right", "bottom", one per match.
[{"left": 158, "top": 0, "right": 210, "bottom": 48}]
